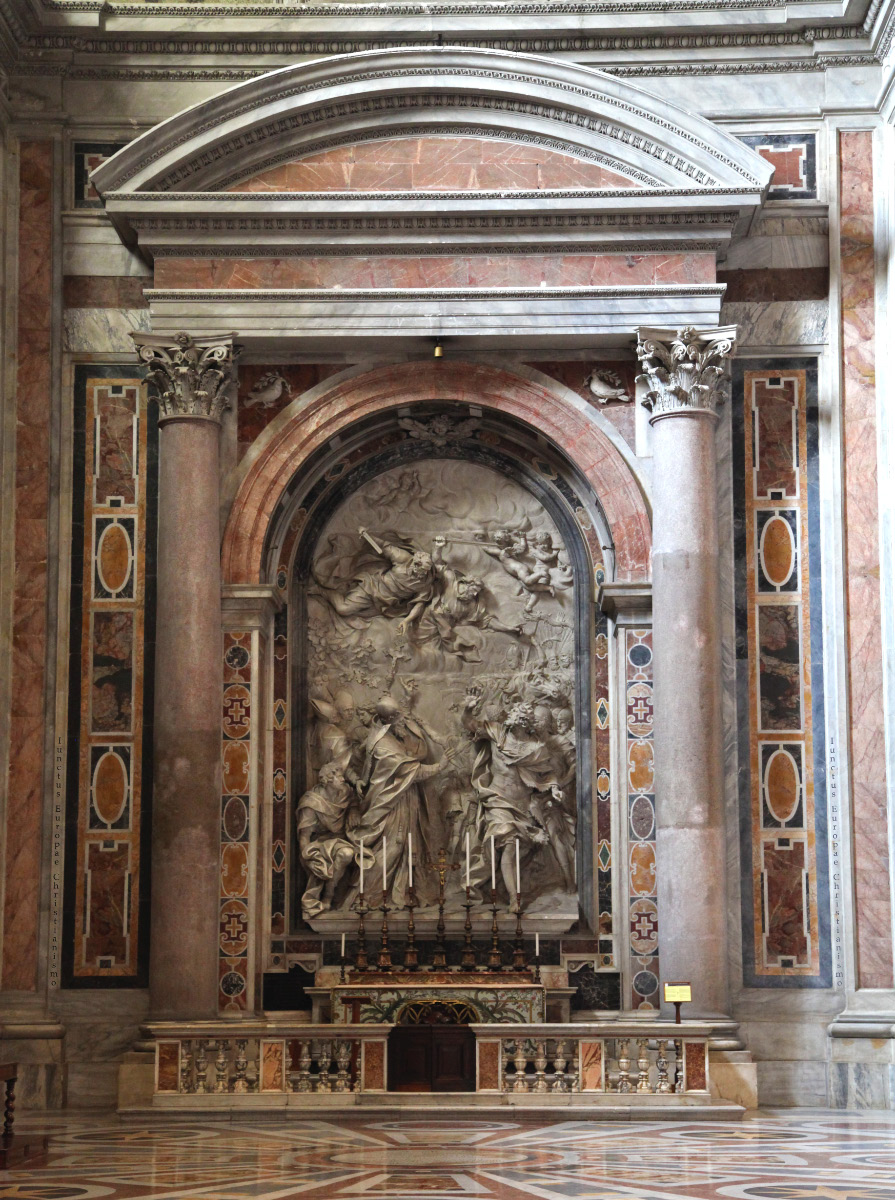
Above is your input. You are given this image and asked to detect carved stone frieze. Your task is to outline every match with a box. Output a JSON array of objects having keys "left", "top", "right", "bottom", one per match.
[
  {"left": 132, "top": 331, "right": 240, "bottom": 424},
  {"left": 635, "top": 325, "right": 736, "bottom": 419}
]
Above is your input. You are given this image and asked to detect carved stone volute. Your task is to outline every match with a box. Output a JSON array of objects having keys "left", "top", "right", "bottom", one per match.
[
  {"left": 635, "top": 326, "right": 736, "bottom": 421},
  {"left": 132, "top": 331, "right": 240, "bottom": 424}
]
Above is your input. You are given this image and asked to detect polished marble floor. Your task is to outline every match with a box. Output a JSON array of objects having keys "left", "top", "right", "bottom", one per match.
[{"left": 3, "top": 1110, "right": 895, "bottom": 1200}]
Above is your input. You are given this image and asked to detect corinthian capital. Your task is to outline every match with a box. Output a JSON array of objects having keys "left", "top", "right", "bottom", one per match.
[
  {"left": 635, "top": 326, "right": 736, "bottom": 420},
  {"left": 132, "top": 332, "right": 240, "bottom": 424}
]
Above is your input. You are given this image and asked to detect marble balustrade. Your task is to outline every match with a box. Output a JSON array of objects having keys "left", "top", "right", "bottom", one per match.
[{"left": 148, "top": 1021, "right": 714, "bottom": 1107}]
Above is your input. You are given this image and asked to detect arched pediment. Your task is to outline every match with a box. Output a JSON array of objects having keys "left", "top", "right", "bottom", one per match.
[{"left": 92, "top": 47, "right": 772, "bottom": 196}]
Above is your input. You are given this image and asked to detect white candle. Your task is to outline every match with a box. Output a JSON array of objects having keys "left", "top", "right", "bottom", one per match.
[
  {"left": 465, "top": 831, "right": 470, "bottom": 888},
  {"left": 515, "top": 838, "right": 521, "bottom": 894},
  {"left": 535, "top": 932, "right": 540, "bottom": 957},
  {"left": 382, "top": 835, "right": 388, "bottom": 892},
  {"left": 408, "top": 831, "right": 413, "bottom": 887},
  {"left": 490, "top": 836, "right": 496, "bottom": 890},
  {"left": 341, "top": 932, "right": 346, "bottom": 958},
  {"left": 359, "top": 837, "right": 365, "bottom": 894}
]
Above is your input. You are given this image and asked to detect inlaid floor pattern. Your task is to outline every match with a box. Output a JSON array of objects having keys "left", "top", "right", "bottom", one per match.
[{"left": 3, "top": 1110, "right": 895, "bottom": 1199}]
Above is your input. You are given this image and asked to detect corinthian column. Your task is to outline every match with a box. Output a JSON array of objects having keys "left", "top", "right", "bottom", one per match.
[
  {"left": 636, "top": 326, "right": 735, "bottom": 1018},
  {"left": 133, "top": 332, "right": 239, "bottom": 1019}
]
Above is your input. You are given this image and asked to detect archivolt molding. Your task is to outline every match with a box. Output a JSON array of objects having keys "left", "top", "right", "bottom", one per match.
[
  {"left": 221, "top": 359, "right": 652, "bottom": 588},
  {"left": 91, "top": 48, "right": 773, "bottom": 197}
]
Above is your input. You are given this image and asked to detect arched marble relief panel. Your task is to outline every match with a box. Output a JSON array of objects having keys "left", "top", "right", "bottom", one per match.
[{"left": 292, "top": 452, "right": 593, "bottom": 937}]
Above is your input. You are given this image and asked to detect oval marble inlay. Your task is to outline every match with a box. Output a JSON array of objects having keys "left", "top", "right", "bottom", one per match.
[
  {"left": 222, "top": 740, "right": 250, "bottom": 795},
  {"left": 92, "top": 750, "right": 128, "bottom": 825},
  {"left": 760, "top": 515, "right": 795, "bottom": 587},
  {"left": 630, "top": 794, "right": 655, "bottom": 840},
  {"left": 764, "top": 747, "right": 801, "bottom": 823},
  {"left": 97, "top": 522, "right": 132, "bottom": 595},
  {"left": 629, "top": 842, "right": 656, "bottom": 896},
  {"left": 628, "top": 741, "right": 654, "bottom": 793},
  {"left": 221, "top": 842, "right": 249, "bottom": 897},
  {"left": 222, "top": 795, "right": 248, "bottom": 841}
]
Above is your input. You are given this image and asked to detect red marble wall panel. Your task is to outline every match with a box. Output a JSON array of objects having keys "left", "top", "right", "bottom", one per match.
[
  {"left": 229, "top": 136, "right": 641, "bottom": 193},
  {"left": 155, "top": 252, "right": 716, "bottom": 291},
  {"left": 526, "top": 359, "right": 638, "bottom": 449},
  {"left": 839, "top": 131, "right": 893, "bottom": 989},
  {"left": 744, "top": 369, "right": 819, "bottom": 977},
  {"left": 238, "top": 364, "right": 342, "bottom": 458},
  {"left": 3, "top": 141, "right": 53, "bottom": 991},
  {"left": 70, "top": 380, "right": 149, "bottom": 978}
]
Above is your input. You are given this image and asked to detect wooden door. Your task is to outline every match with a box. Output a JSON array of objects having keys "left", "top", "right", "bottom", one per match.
[
  {"left": 431, "top": 1026, "right": 475, "bottom": 1092},
  {"left": 388, "top": 1026, "right": 432, "bottom": 1092},
  {"left": 387, "top": 1025, "right": 476, "bottom": 1092}
]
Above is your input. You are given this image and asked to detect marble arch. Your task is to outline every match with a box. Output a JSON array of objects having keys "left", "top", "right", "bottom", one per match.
[
  {"left": 221, "top": 360, "right": 652, "bottom": 588},
  {"left": 91, "top": 46, "right": 772, "bottom": 195}
]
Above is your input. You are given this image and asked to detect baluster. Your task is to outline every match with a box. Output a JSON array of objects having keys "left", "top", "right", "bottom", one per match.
[
  {"left": 232, "top": 1040, "right": 249, "bottom": 1094},
  {"left": 636, "top": 1038, "right": 651, "bottom": 1092},
  {"left": 512, "top": 1040, "right": 528, "bottom": 1092},
  {"left": 179, "top": 1044, "right": 193, "bottom": 1094},
  {"left": 502, "top": 1041, "right": 514, "bottom": 1092},
  {"left": 335, "top": 1041, "right": 351, "bottom": 1093},
  {"left": 568, "top": 1056, "right": 580, "bottom": 1093},
  {"left": 616, "top": 1039, "right": 632, "bottom": 1093},
  {"left": 533, "top": 1040, "right": 549, "bottom": 1093},
  {"left": 317, "top": 1040, "right": 333, "bottom": 1093},
  {"left": 655, "top": 1040, "right": 671, "bottom": 1094},
  {"left": 296, "top": 1041, "right": 312, "bottom": 1093},
  {"left": 672, "top": 1040, "right": 682, "bottom": 1093},
  {"left": 194, "top": 1040, "right": 209, "bottom": 1094},
  {"left": 246, "top": 1043, "right": 259, "bottom": 1093},
  {"left": 214, "top": 1040, "right": 229, "bottom": 1093},
  {"left": 551, "top": 1039, "right": 568, "bottom": 1093},
  {"left": 351, "top": 1041, "right": 362, "bottom": 1092}
]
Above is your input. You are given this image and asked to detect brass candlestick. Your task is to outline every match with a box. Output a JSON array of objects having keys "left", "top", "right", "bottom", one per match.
[
  {"left": 428, "top": 849, "right": 459, "bottom": 970},
  {"left": 488, "top": 887, "right": 503, "bottom": 970},
  {"left": 340, "top": 950, "right": 347, "bottom": 982},
  {"left": 461, "top": 886, "right": 477, "bottom": 969},
  {"left": 377, "top": 889, "right": 393, "bottom": 971},
  {"left": 512, "top": 892, "right": 526, "bottom": 971},
  {"left": 354, "top": 893, "right": 370, "bottom": 972},
  {"left": 403, "top": 886, "right": 420, "bottom": 971},
  {"left": 532, "top": 955, "right": 541, "bottom": 984}
]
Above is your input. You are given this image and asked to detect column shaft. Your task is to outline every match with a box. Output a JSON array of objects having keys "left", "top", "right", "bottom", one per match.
[
  {"left": 150, "top": 417, "right": 222, "bottom": 1018},
  {"left": 651, "top": 410, "right": 727, "bottom": 1016}
]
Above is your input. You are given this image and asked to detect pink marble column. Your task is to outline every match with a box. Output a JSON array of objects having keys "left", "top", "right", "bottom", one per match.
[
  {"left": 133, "top": 333, "right": 238, "bottom": 1019},
  {"left": 636, "top": 327, "right": 736, "bottom": 1018},
  {"left": 2, "top": 141, "right": 53, "bottom": 993},
  {"left": 839, "top": 132, "right": 893, "bottom": 990}
]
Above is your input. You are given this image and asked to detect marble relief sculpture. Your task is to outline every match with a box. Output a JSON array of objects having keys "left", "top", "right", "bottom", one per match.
[{"left": 298, "top": 460, "right": 579, "bottom": 930}]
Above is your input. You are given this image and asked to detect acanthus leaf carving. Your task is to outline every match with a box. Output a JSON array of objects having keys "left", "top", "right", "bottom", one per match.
[
  {"left": 132, "top": 331, "right": 241, "bottom": 424},
  {"left": 635, "top": 325, "right": 736, "bottom": 418}
]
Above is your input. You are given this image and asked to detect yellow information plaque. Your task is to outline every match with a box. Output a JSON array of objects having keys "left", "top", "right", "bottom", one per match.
[{"left": 663, "top": 982, "right": 692, "bottom": 1003}]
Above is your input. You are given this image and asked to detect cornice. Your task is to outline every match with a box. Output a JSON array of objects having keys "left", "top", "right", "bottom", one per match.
[
  {"left": 146, "top": 283, "right": 728, "bottom": 300},
  {"left": 92, "top": 55, "right": 771, "bottom": 195},
  {"left": 142, "top": 239, "right": 724, "bottom": 256},
  {"left": 2, "top": 0, "right": 892, "bottom": 84}
]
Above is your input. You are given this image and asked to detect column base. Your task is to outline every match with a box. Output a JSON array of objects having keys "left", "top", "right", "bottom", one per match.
[{"left": 0, "top": 1017, "right": 66, "bottom": 1109}]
